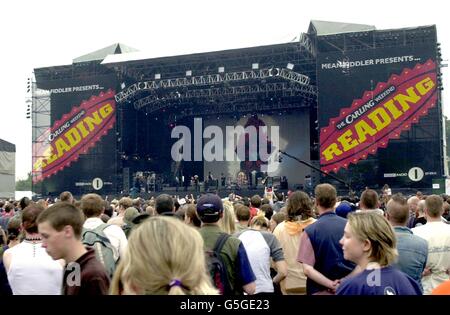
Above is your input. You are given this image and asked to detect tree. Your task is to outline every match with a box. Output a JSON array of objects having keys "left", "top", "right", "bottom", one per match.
[{"left": 16, "top": 172, "right": 32, "bottom": 191}]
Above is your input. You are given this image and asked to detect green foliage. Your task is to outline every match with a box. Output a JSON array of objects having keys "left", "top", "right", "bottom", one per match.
[{"left": 15, "top": 172, "right": 31, "bottom": 191}]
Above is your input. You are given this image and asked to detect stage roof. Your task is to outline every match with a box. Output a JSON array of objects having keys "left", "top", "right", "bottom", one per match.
[
  {"left": 73, "top": 43, "right": 139, "bottom": 63},
  {"left": 100, "top": 40, "right": 293, "bottom": 66},
  {"left": 0, "top": 138, "right": 15, "bottom": 153},
  {"left": 308, "top": 20, "right": 376, "bottom": 36}
]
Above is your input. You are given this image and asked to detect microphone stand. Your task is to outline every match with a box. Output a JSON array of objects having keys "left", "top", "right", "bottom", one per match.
[{"left": 278, "top": 150, "right": 353, "bottom": 194}]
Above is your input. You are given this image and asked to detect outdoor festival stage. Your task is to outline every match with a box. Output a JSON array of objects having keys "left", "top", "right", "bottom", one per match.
[{"left": 31, "top": 20, "right": 445, "bottom": 197}]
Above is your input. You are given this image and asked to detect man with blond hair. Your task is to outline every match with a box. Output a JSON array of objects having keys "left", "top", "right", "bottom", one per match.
[
  {"left": 107, "top": 197, "right": 133, "bottom": 227},
  {"left": 412, "top": 195, "right": 450, "bottom": 294}
]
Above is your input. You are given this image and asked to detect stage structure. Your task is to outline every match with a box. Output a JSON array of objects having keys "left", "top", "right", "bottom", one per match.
[{"left": 31, "top": 21, "right": 446, "bottom": 197}]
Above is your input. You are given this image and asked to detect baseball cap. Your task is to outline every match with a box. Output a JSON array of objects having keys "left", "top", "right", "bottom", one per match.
[
  {"left": 124, "top": 207, "right": 140, "bottom": 226},
  {"left": 196, "top": 193, "right": 223, "bottom": 223},
  {"left": 335, "top": 201, "right": 355, "bottom": 218}
]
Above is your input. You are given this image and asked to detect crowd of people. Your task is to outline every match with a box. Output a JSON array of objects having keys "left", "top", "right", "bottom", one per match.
[{"left": 1, "top": 184, "right": 450, "bottom": 295}]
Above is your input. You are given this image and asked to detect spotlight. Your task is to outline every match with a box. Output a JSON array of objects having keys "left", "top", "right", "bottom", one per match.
[{"left": 286, "top": 63, "right": 294, "bottom": 70}]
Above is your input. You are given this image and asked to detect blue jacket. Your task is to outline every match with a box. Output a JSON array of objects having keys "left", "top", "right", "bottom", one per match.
[
  {"left": 304, "top": 211, "right": 355, "bottom": 294},
  {"left": 393, "top": 226, "right": 428, "bottom": 291}
]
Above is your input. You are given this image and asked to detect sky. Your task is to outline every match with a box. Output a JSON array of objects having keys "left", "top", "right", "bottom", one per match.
[{"left": 0, "top": 0, "right": 448, "bottom": 181}]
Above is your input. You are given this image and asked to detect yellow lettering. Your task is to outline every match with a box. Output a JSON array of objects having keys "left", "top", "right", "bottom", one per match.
[
  {"left": 322, "top": 143, "right": 343, "bottom": 161},
  {"left": 337, "top": 130, "right": 359, "bottom": 152},
  {"left": 99, "top": 103, "right": 114, "bottom": 118},
  {"left": 33, "top": 158, "right": 45, "bottom": 171},
  {"left": 45, "top": 146, "right": 58, "bottom": 165},
  {"left": 55, "top": 138, "right": 71, "bottom": 158},
  {"left": 76, "top": 121, "right": 90, "bottom": 138},
  {"left": 415, "top": 77, "right": 435, "bottom": 95},
  {"left": 393, "top": 87, "right": 420, "bottom": 111},
  {"left": 383, "top": 100, "right": 404, "bottom": 119},
  {"left": 367, "top": 108, "right": 392, "bottom": 131},
  {"left": 84, "top": 112, "right": 102, "bottom": 132},
  {"left": 355, "top": 120, "right": 377, "bottom": 143},
  {"left": 65, "top": 127, "right": 82, "bottom": 147}
]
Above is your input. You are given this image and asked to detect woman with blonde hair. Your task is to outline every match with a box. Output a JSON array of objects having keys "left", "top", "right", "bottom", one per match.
[
  {"left": 273, "top": 191, "right": 316, "bottom": 294},
  {"left": 218, "top": 200, "right": 236, "bottom": 234},
  {"left": 337, "top": 212, "right": 422, "bottom": 295},
  {"left": 110, "top": 216, "right": 218, "bottom": 295}
]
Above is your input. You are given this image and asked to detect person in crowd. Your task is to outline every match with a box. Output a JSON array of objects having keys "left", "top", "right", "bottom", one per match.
[
  {"left": 235, "top": 215, "right": 287, "bottom": 294},
  {"left": 174, "top": 207, "right": 186, "bottom": 221},
  {"left": 155, "top": 194, "right": 175, "bottom": 215},
  {"left": 413, "top": 200, "right": 427, "bottom": 227},
  {"left": 412, "top": 195, "right": 450, "bottom": 294},
  {"left": 3, "top": 204, "right": 64, "bottom": 294},
  {"left": 184, "top": 204, "right": 201, "bottom": 228},
  {"left": 81, "top": 194, "right": 128, "bottom": 263},
  {"left": 110, "top": 216, "right": 218, "bottom": 295},
  {"left": 407, "top": 196, "right": 420, "bottom": 228},
  {"left": 122, "top": 207, "right": 140, "bottom": 238},
  {"left": 145, "top": 205, "right": 157, "bottom": 217},
  {"left": 0, "top": 216, "right": 22, "bottom": 295},
  {"left": 269, "top": 212, "right": 286, "bottom": 233},
  {"left": 234, "top": 204, "right": 251, "bottom": 232},
  {"left": 1, "top": 203, "right": 15, "bottom": 221},
  {"left": 249, "top": 195, "right": 261, "bottom": 219},
  {"left": 442, "top": 201, "right": 450, "bottom": 223},
  {"left": 59, "top": 191, "right": 74, "bottom": 204},
  {"left": 337, "top": 212, "right": 422, "bottom": 295},
  {"left": 273, "top": 191, "right": 316, "bottom": 294},
  {"left": 197, "top": 193, "right": 256, "bottom": 295},
  {"left": 335, "top": 201, "right": 356, "bottom": 219},
  {"left": 108, "top": 197, "right": 133, "bottom": 227},
  {"left": 381, "top": 184, "right": 392, "bottom": 205},
  {"left": 218, "top": 200, "right": 236, "bottom": 235},
  {"left": 385, "top": 194, "right": 428, "bottom": 290},
  {"left": 357, "top": 189, "right": 384, "bottom": 215},
  {"left": 37, "top": 202, "right": 110, "bottom": 295},
  {"left": 272, "top": 192, "right": 285, "bottom": 213},
  {"left": 259, "top": 204, "right": 274, "bottom": 221},
  {"left": 0, "top": 226, "right": 6, "bottom": 247},
  {"left": 298, "top": 184, "right": 355, "bottom": 295},
  {"left": 431, "top": 279, "right": 450, "bottom": 295}
]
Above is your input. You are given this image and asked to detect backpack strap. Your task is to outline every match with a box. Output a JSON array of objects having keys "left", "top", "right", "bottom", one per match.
[
  {"left": 93, "top": 223, "right": 110, "bottom": 233},
  {"left": 213, "top": 233, "right": 230, "bottom": 253},
  {"left": 82, "top": 224, "right": 111, "bottom": 246}
]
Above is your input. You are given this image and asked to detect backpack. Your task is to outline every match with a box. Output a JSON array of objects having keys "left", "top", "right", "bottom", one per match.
[
  {"left": 121, "top": 223, "right": 133, "bottom": 239},
  {"left": 206, "top": 233, "right": 232, "bottom": 295},
  {"left": 82, "top": 224, "right": 116, "bottom": 279}
]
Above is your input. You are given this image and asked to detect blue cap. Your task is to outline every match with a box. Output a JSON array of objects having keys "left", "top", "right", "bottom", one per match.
[
  {"left": 336, "top": 202, "right": 354, "bottom": 218},
  {"left": 196, "top": 194, "right": 223, "bottom": 223}
]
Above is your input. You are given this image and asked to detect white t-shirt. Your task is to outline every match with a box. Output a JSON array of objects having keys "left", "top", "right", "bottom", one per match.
[
  {"left": 6, "top": 241, "right": 63, "bottom": 295},
  {"left": 412, "top": 221, "right": 450, "bottom": 294},
  {"left": 236, "top": 229, "right": 284, "bottom": 294}
]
